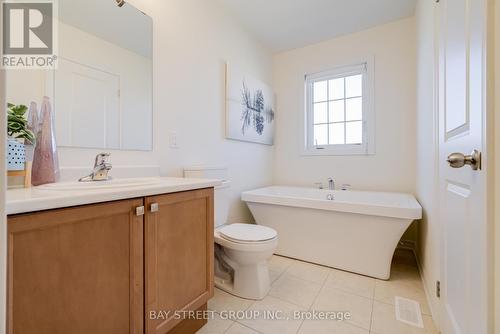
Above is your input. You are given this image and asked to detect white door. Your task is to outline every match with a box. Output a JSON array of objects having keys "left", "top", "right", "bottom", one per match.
[
  {"left": 54, "top": 57, "right": 120, "bottom": 149},
  {"left": 438, "top": 0, "right": 489, "bottom": 333}
]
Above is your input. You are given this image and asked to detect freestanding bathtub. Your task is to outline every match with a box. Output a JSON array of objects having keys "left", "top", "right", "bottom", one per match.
[{"left": 241, "top": 186, "right": 422, "bottom": 280}]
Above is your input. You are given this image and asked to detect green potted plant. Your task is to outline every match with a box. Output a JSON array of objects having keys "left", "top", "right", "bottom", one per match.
[{"left": 7, "top": 103, "right": 35, "bottom": 171}]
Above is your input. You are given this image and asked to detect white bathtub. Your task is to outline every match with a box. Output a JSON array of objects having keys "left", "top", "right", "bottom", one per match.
[{"left": 241, "top": 186, "right": 422, "bottom": 279}]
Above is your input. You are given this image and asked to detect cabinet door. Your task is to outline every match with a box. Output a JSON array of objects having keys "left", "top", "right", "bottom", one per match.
[
  {"left": 145, "top": 189, "right": 214, "bottom": 334},
  {"left": 7, "top": 199, "right": 144, "bottom": 334}
]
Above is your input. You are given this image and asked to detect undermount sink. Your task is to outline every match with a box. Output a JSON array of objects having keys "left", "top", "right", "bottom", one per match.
[{"left": 36, "top": 177, "right": 163, "bottom": 191}]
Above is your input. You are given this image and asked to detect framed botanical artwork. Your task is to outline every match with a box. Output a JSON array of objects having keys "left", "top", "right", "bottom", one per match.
[{"left": 225, "top": 64, "right": 275, "bottom": 145}]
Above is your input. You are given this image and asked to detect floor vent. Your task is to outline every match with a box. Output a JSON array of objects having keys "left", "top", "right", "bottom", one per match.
[{"left": 395, "top": 296, "right": 424, "bottom": 328}]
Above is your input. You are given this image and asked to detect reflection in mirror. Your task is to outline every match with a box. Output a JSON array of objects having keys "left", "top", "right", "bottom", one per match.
[{"left": 6, "top": 0, "right": 153, "bottom": 151}]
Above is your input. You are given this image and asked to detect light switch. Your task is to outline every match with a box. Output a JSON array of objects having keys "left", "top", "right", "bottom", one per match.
[{"left": 169, "top": 132, "right": 179, "bottom": 148}]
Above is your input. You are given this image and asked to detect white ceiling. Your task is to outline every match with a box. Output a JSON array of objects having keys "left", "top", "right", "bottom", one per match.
[
  {"left": 218, "top": 0, "right": 417, "bottom": 53},
  {"left": 59, "top": 0, "right": 152, "bottom": 58}
]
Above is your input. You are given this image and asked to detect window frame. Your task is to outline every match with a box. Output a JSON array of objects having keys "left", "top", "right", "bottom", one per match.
[{"left": 302, "top": 59, "right": 375, "bottom": 156}]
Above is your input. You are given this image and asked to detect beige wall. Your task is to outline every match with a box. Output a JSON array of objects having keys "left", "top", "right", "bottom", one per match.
[
  {"left": 415, "top": 0, "right": 440, "bottom": 327},
  {"left": 272, "top": 18, "right": 417, "bottom": 194},
  {"left": 272, "top": 17, "right": 418, "bottom": 243}
]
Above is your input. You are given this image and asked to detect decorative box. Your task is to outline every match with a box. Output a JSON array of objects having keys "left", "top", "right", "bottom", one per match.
[{"left": 7, "top": 139, "right": 26, "bottom": 171}]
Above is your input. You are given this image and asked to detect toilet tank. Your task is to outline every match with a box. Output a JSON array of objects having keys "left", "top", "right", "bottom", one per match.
[{"left": 183, "top": 166, "right": 231, "bottom": 228}]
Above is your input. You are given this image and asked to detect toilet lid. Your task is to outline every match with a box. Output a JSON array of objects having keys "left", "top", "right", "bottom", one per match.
[{"left": 218, "top": 224, "right": 277, "bottom": 243}]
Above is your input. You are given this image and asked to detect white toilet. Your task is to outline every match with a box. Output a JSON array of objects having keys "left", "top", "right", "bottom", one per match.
[{"left": 184, "top": 166, "right": 278, "bottom": 300}]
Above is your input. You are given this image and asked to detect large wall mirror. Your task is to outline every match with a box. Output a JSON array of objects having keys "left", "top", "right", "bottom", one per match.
[{"left": 6, "top": 0, "right": 153, "bottom": 151}]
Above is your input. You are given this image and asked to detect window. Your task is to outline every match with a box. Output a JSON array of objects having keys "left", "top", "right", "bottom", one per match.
[{"left": 304, "top": 61, "right": 374, "bottom": 155}]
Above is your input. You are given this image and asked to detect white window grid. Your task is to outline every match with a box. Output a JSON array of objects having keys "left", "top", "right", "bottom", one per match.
[
  {"left": 312, "top": 77, "right": 363, "bottom": 146},
  {"left": 303, "top": 60, "right": 375, "bottom": 156}
]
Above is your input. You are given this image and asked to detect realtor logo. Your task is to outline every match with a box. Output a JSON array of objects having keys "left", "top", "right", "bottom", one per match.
[{"left": 2, "top": 0, "right": 58, "bottom": 69}]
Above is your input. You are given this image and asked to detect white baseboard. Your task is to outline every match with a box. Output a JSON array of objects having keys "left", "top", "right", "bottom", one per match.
[{"left": 412, "top": 247, "right": 441, "bottom": 332}]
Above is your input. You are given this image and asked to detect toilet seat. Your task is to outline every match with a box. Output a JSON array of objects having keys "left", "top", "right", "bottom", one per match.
[{"left": 218, "top": 224, "right": 277, "bottom": 244}]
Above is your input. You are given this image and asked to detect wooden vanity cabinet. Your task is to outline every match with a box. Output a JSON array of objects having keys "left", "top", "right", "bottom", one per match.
[
  {"left": 7, "top": 198, "right": 145, "bottom": 334},
  {"left": 145, "top": 188, "right": 214, "bottom": 334},
  {"left": 7, "top": 188, "right": 214, "bottom": 334}
]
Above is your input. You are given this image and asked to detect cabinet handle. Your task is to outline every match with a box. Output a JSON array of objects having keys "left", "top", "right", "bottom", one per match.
[
  {"left": 150, "top": 203, "right": 159, "bottom": 213},
  {"left": 135, "top": 206, "right": 145, "bottom": 216}
]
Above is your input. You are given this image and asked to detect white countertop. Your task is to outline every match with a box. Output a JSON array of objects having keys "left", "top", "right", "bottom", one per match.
[{"left": 6, "top": 177, "right": 221, "bottom": 215}]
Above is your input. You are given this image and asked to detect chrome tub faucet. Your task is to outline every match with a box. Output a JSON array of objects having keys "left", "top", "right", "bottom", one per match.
[{"left": 328, "top": 177, "right": 335, "bottom": 190}]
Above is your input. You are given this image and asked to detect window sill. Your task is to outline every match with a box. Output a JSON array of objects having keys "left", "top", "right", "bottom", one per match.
[{"left": 301, "top": 146, "right": 375, "bottom": 156}]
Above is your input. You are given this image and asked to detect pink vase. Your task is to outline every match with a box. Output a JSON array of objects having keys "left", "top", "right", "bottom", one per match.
[{"left": 32, "top": 97, "right": 60, "bottom": 186}]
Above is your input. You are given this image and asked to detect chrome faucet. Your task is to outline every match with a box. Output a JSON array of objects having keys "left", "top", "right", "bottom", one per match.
[
  {"left": 79, "top": 153, "right": 112, "bottom": 182},
  {"left": 328, "top": 177, "right": 335, "bottom": 190}
]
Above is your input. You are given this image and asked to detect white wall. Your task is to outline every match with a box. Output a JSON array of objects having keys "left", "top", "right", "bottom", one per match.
[
  {"left": 117, "top": 0, "right": 274, "bottom": 223},
  {"left": 414, "top": 0, "right": 440, "bottom": 327},
  {"left": 272, "top": 18, "right": 417, "bottom": 194}
]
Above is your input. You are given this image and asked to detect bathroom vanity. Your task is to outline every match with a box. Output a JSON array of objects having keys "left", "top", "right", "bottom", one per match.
[{"left": 6, "top": 178, "right": 218, "bottom": 334}]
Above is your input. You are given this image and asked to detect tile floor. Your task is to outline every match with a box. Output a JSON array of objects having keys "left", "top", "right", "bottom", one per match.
[{"left": 198, "top": 249, "right": 438, "bottom": 334}]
